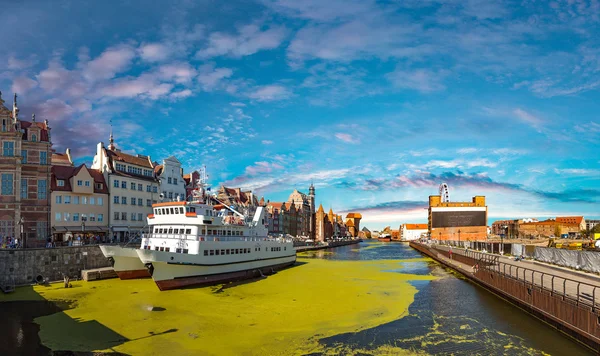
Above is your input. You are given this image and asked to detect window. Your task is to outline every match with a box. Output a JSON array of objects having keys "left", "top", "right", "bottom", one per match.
[
  {"left": 138, "top": 184, "right": 142, "bottom": 191},
  {"left": 64, "top": 213, "right": 70, "bottom": 222},
  {"left": 55, "top": 213, "right": 61, "bottom": 221},
  {"left": 3, "top": 141, "right": 14, "bottom": 156},
  {"left": 204, "top": 250, "right": 208, "bottom": 256},
  {"left": 131, "top": 182, "right": 136, "bottom": 190},
  {"left": 81, "top": 196, "right": 87, "bottom": 205},
  {"left": 174, "top": 178, "right": 178, "bottom": 185},
  {"left": 168, "top": 177, "right": 172, "bottom": 184},
  {"left": 20, "top": 179, "right": 27, "bottom": 199},
  {"left": 73, "top": 213, "right": 79, "bottom": 222},
  {"left": 122, "top": 197, "right": 127, "bottom": 205},
  {"left": 98, "top": 214, "right": 103, "bottom": 222},
  {"left": 77, "top": 180, "right": 83, "bottom": 186},
  {"left": 138, "top": 198, "right": 142, "bottom": 206},
  {"left": 121, "top": 212, "right": 127, "bottom": 220},
  {"left": 21, "top": 150, "right": 27, "bottom": 163},
  {"left": 95, "top": 183, "right": 103, "bottom": 190},
  {"left": 97, "top": 197, "right": 103, "bottom": 205},
  {"left": 40, "top": 151, "right": 47, "bottom": 165},
  {"left": 116, "top": 163, "right": 126, "bottom": 171},
  {"left": 36, "top": 222, "right": 47, "bottom": 239},
  {"left": 114, "top": 196, "right": 119, "bottom": 204},
  {"left": 1, "top": 119, "right": 5, "bottom": 132},
  {"left": 73, "top": 196, "right": 79, "bottom": 204},
  {"left": 57, "top": 179, "right": 64, "bottom": 187},
  {"left": 146, "top": 185, "right": 151, "bottom": 192},
  {"left": 31, "top": 134, "right": 37, "bottom": 142},
  {"left": 56, "top": 196, "right": 62, "bottom": 204},
  {"left": 114, "top": 212, "right": 119, "bottom": 220},
  {"left": 153, "top": 186, "right": 158, "bottom": 193},
  {"left": 81, "top": 214, "right": 87, "bottom": 221},
  {"left": 85, "top": 181, "right": 90, "bottom": 187},
  {"left": 131, "top": 213, "right": 136, "bottom": 221},
  {"left": 138, "top": 213, "right": 143, "bottom": 221},
  {"left": 114, "top": 180, "right": 119, "bottom": 188},
  {"left": 121, "top": 181, "right": 127, "bottom": 189},
  {"left": 185, "top": 229, "right": 191, "bottom": 234},
  {"left": 89, "top": 214, "right": 96, "bottom": 222},
  {"left": 37, "top": 179, "right": 46, "bottom": 199},
  {"left": 147, "top": 199, "right": 151, "bottom": 207},
  {"left": 168, "top": 192, "right": 173, "bottom": 199},
  {"left": 90, "top": 197, "right": 95, "bottom": 205},
  {"left": 131, "top": 197, "right": 136, "bottom": 205}
]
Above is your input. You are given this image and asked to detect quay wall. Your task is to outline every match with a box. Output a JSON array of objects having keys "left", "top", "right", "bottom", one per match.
[
  {"left": 295, "top": 239, "right": 361, "bottom": 252},
  {"left": 410, "top": 242, "right": 600, "bottom": 353},
  {"left": 0, "top": 245, "right": 111, "bottom": 286}
]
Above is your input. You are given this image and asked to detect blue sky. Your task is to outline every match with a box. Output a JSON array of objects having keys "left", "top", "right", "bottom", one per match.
[{"left": 1, "top": 0, "right": 599, "bottom": 229}]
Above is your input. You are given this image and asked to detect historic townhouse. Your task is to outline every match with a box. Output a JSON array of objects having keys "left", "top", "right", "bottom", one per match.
[
  {"left": 51, "top": 164, "right": 109, "bottom": 242},
  {"left": 91, "top": 134, "right": 159, "bottom": 241},
  {"left": 0, "top": 92, "right": 52, "bottom": 247},
  {"left": 154, "top": 156, "right": 186, "bottom": 202}
]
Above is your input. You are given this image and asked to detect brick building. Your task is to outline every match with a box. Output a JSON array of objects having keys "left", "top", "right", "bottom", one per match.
[
  {"left": 428, "top": 195, "right": 487, "bottom": 241},
  {"left": 345, "top": 213, "right": 362, "bottom": 237},
  {"left": 0, "top": 92, "right": 52, "bottom": 247}
]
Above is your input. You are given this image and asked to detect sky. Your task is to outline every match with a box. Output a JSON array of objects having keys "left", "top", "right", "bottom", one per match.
[{"left": 1, "top": 0, "right": 599, "bottom": 230}]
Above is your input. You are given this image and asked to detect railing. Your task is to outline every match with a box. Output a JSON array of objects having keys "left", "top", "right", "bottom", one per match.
[
  {"left": 145, "top": 233, "right": 292, "bottom": 243},
  {"left": 452, "top": 247, "right": 600, "bottom": 313}
]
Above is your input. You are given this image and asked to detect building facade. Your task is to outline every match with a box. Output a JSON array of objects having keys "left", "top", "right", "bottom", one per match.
[
  {"left": 428, "top": 195, "right": 487, "bottom": 241},
  {"left": 345, "top": 213, "right": 362, "bottom": 237},
  {"left": 401, "top": 223, "right": 428, "bottom": 241},
  {"left": 183, "top": 170, "right": 200, "bottom": 200},
  {"left": 91, "top": 135, "right": 159, "bottom": 241},
  {"left": 0, "top": 92, "right": 52, "bottom": 247},
  {"left": 286, "top": 186, "right": 315, "bottom": 238},
  {"left": 154, "top": 156, "right": 186, "bottom": 202},
  {"left": 51, "top": 164, "right": 109, "bottom": 242},
  {"left": 491, "top": 219, "right": 522, "bottom": 238},
  {"left": 518, "top": 218, "right": 582, "bottom": 238}
]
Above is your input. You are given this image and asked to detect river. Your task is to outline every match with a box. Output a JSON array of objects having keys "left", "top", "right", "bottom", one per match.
[{"left": 0, "top": 240, "right": 594, "bottom": 355}]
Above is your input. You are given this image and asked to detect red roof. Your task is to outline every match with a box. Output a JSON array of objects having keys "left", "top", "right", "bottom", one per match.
[
  {"left": 20, "top": 120, "right": 50, "bottom": 142},
  {"left": 556, "top": 216, "right": 584, "bottom": 225},
  {"left": 405, "top": 224, "right": 428, "bottom": 230},
  {"left": 51, "top": 164, "right": 108, "bottom": 194},
  {"left": 106, "top": 148, "right": 153, "bottom": 168}
]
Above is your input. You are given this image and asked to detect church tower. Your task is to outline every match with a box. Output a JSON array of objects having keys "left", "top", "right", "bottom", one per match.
[{"left": 309, "top": 183, "right": 315, "bottom": 239}]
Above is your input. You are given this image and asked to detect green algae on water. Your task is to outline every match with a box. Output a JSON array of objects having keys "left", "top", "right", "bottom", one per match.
[{"left": 27, "top": 258, "right": 435, "bottom": 355}]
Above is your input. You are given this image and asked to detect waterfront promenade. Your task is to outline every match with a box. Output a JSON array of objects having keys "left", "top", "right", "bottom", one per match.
[{"left": 410, "top": 241, "right": 600, "bottom": 352}]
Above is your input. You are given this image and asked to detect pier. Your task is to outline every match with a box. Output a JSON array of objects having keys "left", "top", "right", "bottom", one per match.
[
  {"left": 410, "top": 241, "right": 600, "bottom": 353},
  {"left": 295, "top": 239, "right": 361, "bottom": 252}
]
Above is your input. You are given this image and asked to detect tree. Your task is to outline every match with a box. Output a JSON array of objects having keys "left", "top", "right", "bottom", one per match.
[
  {"left": 554, "top": 224, "right": 561, "bottom": 238},
  {"left": 592, "top": 225, "right": 600, "bottom": 234}
]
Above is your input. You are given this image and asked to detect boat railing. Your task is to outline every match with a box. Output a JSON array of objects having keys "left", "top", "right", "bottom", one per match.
[{"left": 146, "top": 233, "right": 292, "bottom": 243}]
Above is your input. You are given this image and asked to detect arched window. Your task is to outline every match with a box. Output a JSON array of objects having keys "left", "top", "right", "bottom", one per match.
[{"left": 31, "top": 134, "right": 37, "bottom": 142}]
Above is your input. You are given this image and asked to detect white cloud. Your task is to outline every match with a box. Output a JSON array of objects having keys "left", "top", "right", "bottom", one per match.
[
  {"left": 457, "top": 148, "right": 478, "bottom": 154},
  {"left": 139, "top": 43, "right": 171, "bottom": 62},
  {"left": 230, "top": 102, "right": 246, "bottom": 107},
  {"left": 261, "top": 140, "right": 273, "bottom": 145},
  {"left": 197, "top": 64, "right": 233, "bottom": 90},
  {"left": 334, "top": 133, "right": 356, "bottom": 143},
  {"left": 553, "top": 168, "right": 600, "bottom": 175},
  {"left": 245, "top": 161, "right": 284, "bottom": 175},
  {"left": 7, "top": 55, "right": 37, "bottom": 70},
  {"left": 12, "top": 77, "right": 38, "bottom": 94},
  {"left": 196, "top": 24, "right": 286, "bottom": 59},
  {"left": 513, "top": 108, "right": 543, "bottom": 130},
  {"left": 247, "top": 84, "right": 291, "bottom": 101},
  {"left": 83, "top": 46, "right": 136, "bottom": 81},
  {"left": 170, "top": 89, "right": 193, "bottom": 99},
  {"left": 386, "top": 68, "right": 448, "bottom": 93},
  {"left": 158, "top": 62, "right": 197, "bottom": 83}
]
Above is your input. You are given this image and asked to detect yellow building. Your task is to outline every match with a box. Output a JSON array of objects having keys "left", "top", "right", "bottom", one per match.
[{"left": 428, "top": 195, "right": 487, "bottom": 241}]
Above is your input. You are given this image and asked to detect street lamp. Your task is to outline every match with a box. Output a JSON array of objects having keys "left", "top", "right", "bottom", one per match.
[
  {"left": 501, "top": 225, "right": 507, "bottom": 255},
  {"left": 18, "top": 217, "right": 24, "bottom": 248},
  {"left": 458, "top": 229, "right": 461, "bottom": 247}
]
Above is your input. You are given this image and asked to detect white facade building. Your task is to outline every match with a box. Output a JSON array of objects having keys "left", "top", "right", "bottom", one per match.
[
  {"left": 91, "top": 135, "right": 159, "bottom": 241},
  {"left": 154, "top": 156, "right": 186, "bottom": 202},
  {"left": 401, "top": 224, "right": 428, "bottom": 241}
]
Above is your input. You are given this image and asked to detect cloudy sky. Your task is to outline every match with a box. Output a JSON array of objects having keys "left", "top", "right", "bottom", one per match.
[{"left": 1, "top": 0, "right": 599, "bottom": 229}]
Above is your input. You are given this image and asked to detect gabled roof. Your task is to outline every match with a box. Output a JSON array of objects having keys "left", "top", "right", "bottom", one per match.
[
  {"left": 20, "top": 120, "right": 50, "bottom": 142},
  {"left": 51, "top": 164, "right": 108, "bottom": 194},
  {"left": 346, "top": 212, "right": 362, "bottom": 219},
  {"left": 106, "top": 148, "right": 153, "bottom": 168}
]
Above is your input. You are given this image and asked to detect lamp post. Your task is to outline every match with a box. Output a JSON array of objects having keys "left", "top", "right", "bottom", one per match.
[
  {"left": 502, "top": 225, "right": 507, "bottom": 255},
  {"left": 81, "top": 221, "right": 85, "bottom": 245},
  {"left": 458, "top": 229, "right": 461, "bottom": 247},
  {"left": 18, "top": 217, "right": 24, "bottom": 248}
]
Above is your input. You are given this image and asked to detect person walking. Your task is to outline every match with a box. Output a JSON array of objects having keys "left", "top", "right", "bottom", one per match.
[{"left": 449, "top": 246, "right": 453, "bottom": 260}]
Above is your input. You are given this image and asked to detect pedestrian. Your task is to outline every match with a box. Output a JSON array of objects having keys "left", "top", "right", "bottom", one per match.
[{"left": 449, "top": 246, "right": 453, "bottom": 260}]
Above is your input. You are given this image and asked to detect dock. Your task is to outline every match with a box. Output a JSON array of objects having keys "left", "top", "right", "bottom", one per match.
[
  {"left": 410, "top": 241, "right": 600, "bottom": 353},
  {"left": 81, "top": 267, "right": 118, "bottom": 281}
]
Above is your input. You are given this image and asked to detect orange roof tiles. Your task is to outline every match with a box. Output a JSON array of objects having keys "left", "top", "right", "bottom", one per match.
[{"left": 107, "top": 148, "right": 153, "bottom": 168}]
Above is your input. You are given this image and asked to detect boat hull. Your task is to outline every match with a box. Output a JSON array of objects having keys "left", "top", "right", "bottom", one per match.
[
  {"left": 137, "top": 249, "right": 296, "bottom": 291},
  {"left": 99, "top": 245, "right": 150, "bottom": 279}
]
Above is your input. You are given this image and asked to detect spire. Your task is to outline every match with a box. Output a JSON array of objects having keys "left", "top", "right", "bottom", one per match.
[
  {"left": 0, "top": 91, "right": 3, "bottom": 106},
  {"left": 317, "top": 204, "right": 324, "bottom": 213},
  {"left": 309, "top": 181, "right": 315, "bottom": 196},
  {"left": 108, "top": 119, "right": 115, "bottom": 150},
  {"left": 32, "top": 113, "right": 36, "bottom": 122}
]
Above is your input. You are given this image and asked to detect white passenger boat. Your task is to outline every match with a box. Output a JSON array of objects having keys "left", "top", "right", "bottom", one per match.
[
  {"left": 136, "top": 184, "right": 296, "bottom": 291},
  {"left": 99, "top": 244, "right": 150, "bottom": 279}
]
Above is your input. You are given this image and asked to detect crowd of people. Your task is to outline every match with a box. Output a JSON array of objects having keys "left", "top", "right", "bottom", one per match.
[
  {"left": 0, "top": 236, "right": 21, "bottom": 249},
  {"left": 1, "top": 234, "right": 128, "bottom": 249}
]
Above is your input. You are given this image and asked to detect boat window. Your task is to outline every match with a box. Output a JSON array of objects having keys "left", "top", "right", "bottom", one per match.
[
  {"left": 235, "top": 249, "right": 239, "bottom": 254},
  {"left": 204, "top": 250, "right": 208, "bottom": 256},
  {"left": 155, "top": 247, "right": 159, "bottom": 251},
  {"left": 216, "top": 250, "right": 220, "bottom": 255},
  {"left": 185, "top": 229, "right": 191, "bottom": 234},
  {"left": 162, "top": 208, "right": 166, "bottom": 215},
  {"left": 169, "top": 208, "right": 174, "bottom": 214},
  {"left": 183, "top": 249, "right": 188, "bottom": 254},
  {"left": 208, "top": 229, "right": 212, "bottom": 235},
  {"left": 168, "top": 228, "right": 173, "bottom": 234},
  {"left": 165, "top": 247, "right": 170, "bottom": 252},
  {"left": 210, "top": 250, "right": 214, "bottom": 256},
  {"left": 174, "top": 229, "right": 179, "bottom": 234},
  {"left": 176, "top": 248, "right": 181, "bottom": 253},
  {"left": 220, "top": 249, "right": 225, "bottom": 255},
  {"left": 226, "top": 249, "right": 230, "bottom": 255},
  {"left": 284, "top": 247, "right": 286, "bottom": 251},
  {"left": 180, "top": 207, "right": 184, "bottom": 214}
]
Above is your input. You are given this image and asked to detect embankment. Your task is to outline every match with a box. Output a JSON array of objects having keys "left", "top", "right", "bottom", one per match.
[
  {"left": 295, "top": 239, "right": 361, "bottom": 252},
  {"left": 410, "top": 241, "right": 600, "bottom": 353}
]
